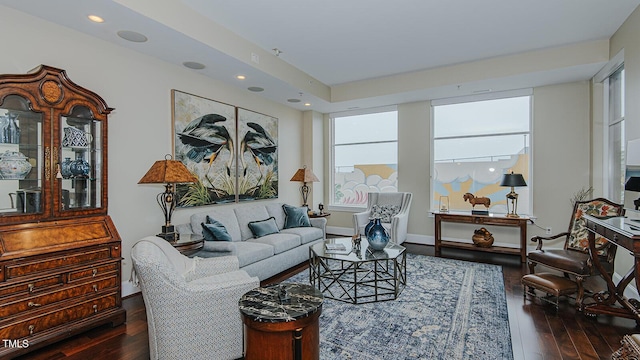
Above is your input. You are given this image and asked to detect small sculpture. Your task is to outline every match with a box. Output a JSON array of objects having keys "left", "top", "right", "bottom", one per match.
[
  {"left": 463, "top": 193, "right": 491, "bottom": 209},
  {"left": 472, "top": 227, "right": 494, "bottom": 248}
]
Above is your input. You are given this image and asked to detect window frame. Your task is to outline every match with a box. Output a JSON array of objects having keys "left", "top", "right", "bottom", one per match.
[
  {"left": 328, "top": 106, "right": 398, "bottom": 211},
  {"left": 430, "top": 89, "right": 533, "bottom": 214}
]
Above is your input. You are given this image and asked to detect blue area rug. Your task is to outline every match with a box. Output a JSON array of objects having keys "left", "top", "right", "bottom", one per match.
[{"left": 287, "top": 253, "right": 513, "bottom": 360}]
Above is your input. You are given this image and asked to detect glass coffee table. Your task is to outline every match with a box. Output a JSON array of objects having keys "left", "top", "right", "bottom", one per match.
[{"left": 309, "top": 237, "right": 406, "bottom": 304}]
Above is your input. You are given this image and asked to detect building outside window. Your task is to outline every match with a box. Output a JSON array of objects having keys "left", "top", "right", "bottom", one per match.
[
  {"left": 432, "top": 91, "right": 532, "bottom": 214},
  {"left": 330, "top": 108, "right": 398, "bottom": 208}
]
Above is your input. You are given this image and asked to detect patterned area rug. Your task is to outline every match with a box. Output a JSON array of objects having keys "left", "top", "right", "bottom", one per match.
[{"left": 287, "top": 253, "right": 513, "bottom": 360}]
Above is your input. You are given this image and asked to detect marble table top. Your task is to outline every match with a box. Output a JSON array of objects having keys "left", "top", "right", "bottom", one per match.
[{"left": 239, "top": 282, "right": 323, "bottom": 323}]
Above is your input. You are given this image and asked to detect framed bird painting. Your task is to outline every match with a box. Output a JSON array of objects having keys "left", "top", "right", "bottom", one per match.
[
  {"left": 237, "top": 108, "right": 278, "bottom": 201},
  {"left": 172, "top": 90, "right": 237, "bottom": 206}
]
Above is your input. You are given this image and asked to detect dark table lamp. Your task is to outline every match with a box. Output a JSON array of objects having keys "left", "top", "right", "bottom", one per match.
[
  {"left": 500, "top": 171, "right": 527, "bottom": 218},
  {"left": 138, "top": 155, "right": 197, "bottom": 241},
  {"left": 290, "top": 166, "right": 319, "bottom": 209},
  {"left": 625, "top": 177, "right": 640, "bottom": 210}
]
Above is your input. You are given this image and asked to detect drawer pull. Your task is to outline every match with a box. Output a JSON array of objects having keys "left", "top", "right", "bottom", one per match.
[
  {"left": 613, "top": 234, "right": 618, "bottom": 241},
  {"left": 93, "top": 285, "right": 98, "bottom": 292},
  {"left": 28, "top": 301, "right": 41, "bottom": 307},
  {"left": 93, "top": 304, "right": 98, "bottom": 313},
  {"left": 28, "top": 284, "right": 34, "bottom": 293},
  {"left": 92, "top": 269, "right": 98, "bottom": 277},
  {"left": 115, "top": 246, "right": 119, "bottom": 250},
  {"left": 28, "top": 325, "right": 34, "bottom": 335}
]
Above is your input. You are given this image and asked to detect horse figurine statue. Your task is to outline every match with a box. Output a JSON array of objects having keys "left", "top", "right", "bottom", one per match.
[{"left": 463, "top": 193, "right": 491, "bottom": 209}]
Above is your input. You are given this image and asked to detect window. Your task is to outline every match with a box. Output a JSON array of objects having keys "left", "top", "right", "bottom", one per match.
[
  {"left": 432, "top": 92, "right": 532, "bottom": 214},
  {"left": 607, "top": 66, "right": 625, "bottom": 203},
  {"left": 330, "top": 108, "right": 398, "bottom": 207}
]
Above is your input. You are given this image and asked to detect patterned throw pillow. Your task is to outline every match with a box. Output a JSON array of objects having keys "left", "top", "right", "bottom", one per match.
[
  {"left": 567, "top": 201, "right": 622, "bottom": 253},
  {"left": 370, "top": 204, "right": 401, "bottom": 223},
  {"left": 283, "top": 204, "right": 311, "bottom": 229},
  {"left": 201, "top": 215, "right": 232, "bottom": 241}
]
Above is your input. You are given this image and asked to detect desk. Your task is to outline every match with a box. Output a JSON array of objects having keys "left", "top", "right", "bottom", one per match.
[
  {"left": 584, "top": 215, "right": 640, "bottom": 325},
  {"left": 434, "top": 211, "right": 531, "bottom": 262}
]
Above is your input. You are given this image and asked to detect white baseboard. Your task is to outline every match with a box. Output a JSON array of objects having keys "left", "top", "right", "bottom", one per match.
[
  {"left": 613, "top": 272, "right": 639, "bottom": 299},
  {"left": 326, "top": 226, "right": 527, "bottom": 250}
]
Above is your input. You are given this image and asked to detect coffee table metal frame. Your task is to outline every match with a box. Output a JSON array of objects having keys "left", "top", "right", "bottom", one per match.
[{"left": 309, "top": 238, "right": 406, "bottom": 304}]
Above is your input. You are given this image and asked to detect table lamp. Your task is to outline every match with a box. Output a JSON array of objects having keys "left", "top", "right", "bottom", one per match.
[
  {"left": 625, "top": 177, "right": 640, "bottom": 210},
  {"left": 139, "top": 154, "right": 197, "bottom": 241},
  {"left": 290, "top": 166, "right": 319, "bottom": 209},
  {"left": 500, "top": 171, "right": 527, "bottom": 218}
]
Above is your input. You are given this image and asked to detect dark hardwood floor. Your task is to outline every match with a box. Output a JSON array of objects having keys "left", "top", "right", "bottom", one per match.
[{"left": 16, "top": 243, "right": 637, "bottom": 360}]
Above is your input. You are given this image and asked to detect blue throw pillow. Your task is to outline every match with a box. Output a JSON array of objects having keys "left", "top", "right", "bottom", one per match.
[
  {"left": 201, "top": 215, "right": 232, "bottom": 241},
  {"left": 248, "top": 217, "right": 280, "bottom": 238},
  {"left": 283, "top": 204, "right": 311, "bottom": 229}
]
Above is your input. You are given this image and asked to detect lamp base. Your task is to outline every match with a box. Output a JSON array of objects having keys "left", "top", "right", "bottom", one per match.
[
  {"left": 157, "top": 225, "right": 179, "bottom": 242},
  {"left": 505, "top": 213, "right": 520, "bottom": 218}
]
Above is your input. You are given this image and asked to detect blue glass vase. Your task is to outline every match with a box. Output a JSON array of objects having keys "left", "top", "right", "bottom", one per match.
[
  {"left": 366, "top": 218, "right": 389, "bottom": 251},
  {"left": 364, "top": 218, "right": 375, "bottom": 237}
]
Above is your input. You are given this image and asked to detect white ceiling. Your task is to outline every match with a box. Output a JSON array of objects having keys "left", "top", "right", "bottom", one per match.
[{"left": 1, "top": 0, "right": 639, "bottom": 113}]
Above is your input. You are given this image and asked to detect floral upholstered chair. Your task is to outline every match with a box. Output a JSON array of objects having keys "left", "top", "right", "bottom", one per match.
[
  {"left": 527, "top": 198, "right": 624, "bottom": 311},
  {"left": 353, "top": 192, "right": 412, "bottom": 244}
]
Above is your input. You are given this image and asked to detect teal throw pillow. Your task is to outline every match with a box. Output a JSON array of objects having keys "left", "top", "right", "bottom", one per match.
[
  {"left": 248, "top": 217, "right": 280, "bottom": 238},
  {"left": 283, "top": 204, "right": 311, "bottom": 229},
  {"left": 201, "top": 215, "right": 232, "bottom": 241}
]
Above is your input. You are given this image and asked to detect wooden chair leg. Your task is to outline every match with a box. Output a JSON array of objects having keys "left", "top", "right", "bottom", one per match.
[{"left": 575, "top": 276, "right": 585, "bottom": 312}]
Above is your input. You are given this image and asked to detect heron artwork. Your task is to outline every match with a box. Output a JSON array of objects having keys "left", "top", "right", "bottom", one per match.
[
  {"left": 239, "top": 122, "right": 277, "bottom": 185},
  {"left": 177, "top": 113, "right": 234, "bottom": 177}
]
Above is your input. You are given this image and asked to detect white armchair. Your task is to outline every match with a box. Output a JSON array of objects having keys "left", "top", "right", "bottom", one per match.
[
  {"left": 353, "top": 192, "right": 413, "bottom": 245},
  {"left": 131, "top": 236, "right": 259, "bottom": 360}
]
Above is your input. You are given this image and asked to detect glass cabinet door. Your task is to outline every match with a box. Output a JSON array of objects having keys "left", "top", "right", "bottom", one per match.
[
  {"left": 58, "top": 106, "right": 102, "bottom": 212},
  {"left": 0, "top": 95, "right": 44, "bottom": 216}
]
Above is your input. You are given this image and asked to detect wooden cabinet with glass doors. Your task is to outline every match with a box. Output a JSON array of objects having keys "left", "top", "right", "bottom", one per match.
[{"left": 0, "top": 65, "right": 124, "bottom": 358}]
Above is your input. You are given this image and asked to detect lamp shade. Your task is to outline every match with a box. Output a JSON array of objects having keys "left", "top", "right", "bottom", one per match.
[
  {"left": 138, "top": 155, "right": 198, "bottom": 184},
  {"left": 500, "top": 172, "right": 527, "bottom": 187},
  {"left": 625, "top": 177, "right": 640, "bottom": 192},
  {"left": 290, "top": 166, "right": 319, "bottom": 183}
]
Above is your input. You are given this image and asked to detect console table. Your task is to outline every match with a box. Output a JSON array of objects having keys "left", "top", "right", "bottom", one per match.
[
  {"left": 583, "top": 215, "right": 640, "bottom": 325},
  {"left": 433, "top": 211, "right": 531, "bottom": 262}
]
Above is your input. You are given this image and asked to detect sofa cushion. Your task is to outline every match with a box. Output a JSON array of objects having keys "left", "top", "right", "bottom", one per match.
[
  {"left": 201, "top": 241, "right": 236, "bottom": 252},
  {"left": 281, "top": 227, "right": 324, "bottom": 244},
  {"left": 233, "top": 242, "right": 275, "bottom": 267},
  {"left": 235, "top": 205, "right": 271, "bottom": 240},
  {"left": 283, "top": 204, "right": 311, "bottom": 229},
  {"left": 247, "top": 233, "right": 301, "bottom": 254},
  {"left": 248, "top": 217, "right": 280, "bottom": 238},
  {"left": 265, "top": 202, "right": 286, "bottom": 229},
  {"left": 201, "top": 216, "right": 232, "bottom": 241},
  {"left": 190, "top": 209, "right": 242, "bottom": 241}
]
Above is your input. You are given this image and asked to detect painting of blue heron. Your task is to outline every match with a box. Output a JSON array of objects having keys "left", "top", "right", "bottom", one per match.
[
  {"left": 172, "top": 90, "right": 237, "bottom": 206},
  {"left": 237, "top": 108, "right": 278, "bottom": 201},
  {"left": 172, "top": 90, "right": 278, "bottom": 206}
]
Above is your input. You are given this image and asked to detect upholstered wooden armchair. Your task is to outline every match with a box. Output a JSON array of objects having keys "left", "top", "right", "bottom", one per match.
[
  {"left": 353, "top": 192, "right": 413, "bottom": 244},
  {"left": 527, "top": 198, "right": 624, "bottom": 311},
  {"left": 131, "top": 236, "right": 259, "bottom": 360}
]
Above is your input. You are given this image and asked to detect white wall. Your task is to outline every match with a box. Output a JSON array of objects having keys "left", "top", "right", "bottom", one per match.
[
  {"left": 0, "top": 6, "right": 305, "bottom": 292},
  {"left": 328, "top": 80, "right": 593, "bottom": 251}
]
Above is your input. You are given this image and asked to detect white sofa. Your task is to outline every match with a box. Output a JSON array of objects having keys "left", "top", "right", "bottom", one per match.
[{"left": 176, "top": 202, "right": 327, "bottom": 280}]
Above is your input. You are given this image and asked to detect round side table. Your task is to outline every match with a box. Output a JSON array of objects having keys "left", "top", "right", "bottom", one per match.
[{"left": 239, "top": 283, "right": 323, "bottom": 360}]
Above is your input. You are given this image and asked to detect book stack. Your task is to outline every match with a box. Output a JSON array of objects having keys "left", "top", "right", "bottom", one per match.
[{"left": 325, "top": 243, "right": 348, "bottom": 253}]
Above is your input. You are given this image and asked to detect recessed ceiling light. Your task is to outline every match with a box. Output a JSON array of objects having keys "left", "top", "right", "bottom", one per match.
[
  {"left": 304, "top": 103, "right": 311, "bottom": 107},
  {"left": 248, "top": 87, "right": 264, "bottom": 92},
  {"left": 287, "top": 98, "right": 301, "bottom": 103},
  {"left": 183, "top": 61, "right": 205, "bottom": 70},
  {"left": 117, "top": 30, "right": 148, "bottom": 43},
  {"left": 236, "top": 75, "right": 246, "bottom": 80},
  {"left": 88, "top": 15, "right": 104, "bottom": 23}
]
